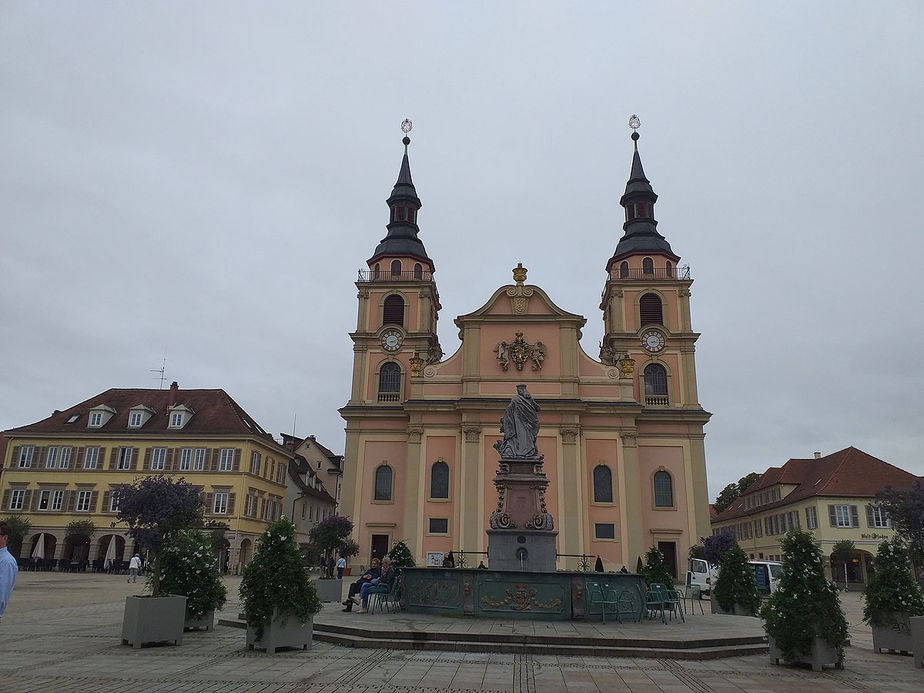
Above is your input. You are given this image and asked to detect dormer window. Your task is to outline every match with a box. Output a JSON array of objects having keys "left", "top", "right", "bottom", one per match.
[
  {"left": 167, "top": 404, "right": 194, "bottom": 429},
  {"left": 87, "top": 405, "right": 116, "bottom": 429},
  {"left": 66, "top": 414, "right": 80, "bottom": 424},
  {"left": 128, "top": 405, "right": 155, "bottom": 429}
]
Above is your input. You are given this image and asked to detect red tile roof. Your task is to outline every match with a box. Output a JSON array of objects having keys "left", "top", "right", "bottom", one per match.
[
  {"left": 2, "top": 386, "right": 278, "bottom": 443},
  {"left": 714, "top": 446, "right": 921, "bottom": 522}
]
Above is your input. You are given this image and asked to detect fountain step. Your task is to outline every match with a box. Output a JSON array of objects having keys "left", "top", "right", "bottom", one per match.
[{"left": 218, "top": 617, "right": 768, "bottom": 659}]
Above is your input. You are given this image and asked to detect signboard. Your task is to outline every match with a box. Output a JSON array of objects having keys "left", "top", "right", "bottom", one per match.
[{"left": 426, "top": 551, "right": 444, "bottom": 567}]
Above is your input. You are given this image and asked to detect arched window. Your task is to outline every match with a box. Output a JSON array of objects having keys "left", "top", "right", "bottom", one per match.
[
  {"left": 413, "top": 263, "right": 423, "bottom": 280},
  {"left": 653, "top": 470, "right": 674, "bottom": 507},
  {"left": 644, "top": 363, "right": 668, "bottom": 405},
  {"left": 665, "top": 261, "right": 673, "bottom": 277},
  {"left": 593, "top": 465, "right": 613, "bottom": 503},
  {"left": 374, "top": 464, "right": 393, "bottom": 501},
  {"left": 390, "top": 260, "right": 402, "bottom": 277},
  {"left": 430, "top": 460, "right": 449, "bottom": 499},
  {"left": 378, "top": 362, "right": 401, "bottom": 402},
  {"left": 373, "top": 263, "right": 380, "bottom": 280},
  {"left": 382, "top": 294, "right": 405, "bottom": 326},
  {"left": 639, "top": 293, "right": 663, "bottom": 326},
  {"left": 642, "top": 257, "right": 654, "bottom": 274},
  {"left": 619, "top": 261, "right": 629, "bottom": 278}
]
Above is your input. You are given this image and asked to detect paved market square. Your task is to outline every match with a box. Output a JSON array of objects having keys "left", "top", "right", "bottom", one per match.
[{"left": 1, "top": 571, "right": 921, "bottom": 692}]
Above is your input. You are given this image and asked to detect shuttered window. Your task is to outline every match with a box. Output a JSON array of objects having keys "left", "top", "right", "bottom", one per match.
[
  {"left": 639, "top": 293, "right": 663, "bottom": 326},
  {"left": 828, "top": 504, "right": 858, "bottom": 527},
  {"left": 383, "top": 295, "right": 405, "bottom": 326}
]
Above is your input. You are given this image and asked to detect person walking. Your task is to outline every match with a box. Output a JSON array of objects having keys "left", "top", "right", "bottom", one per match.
[
  {"left": 127, "top": 554, "right": 142, "bottom": 583},
  {"left": 0, "top": 522, "right": 19, "bottom": 623},
  {"left": 336, "top": 555, "right": 346, "bottom": 580}
]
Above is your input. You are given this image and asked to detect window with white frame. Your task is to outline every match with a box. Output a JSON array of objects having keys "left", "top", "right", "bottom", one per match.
[
  {"left": 60, "top": 446, "right": 72, "bottom": 468},
  {"left": 869, "top": 505, "right": 891, "bottom": 528},
  {"left": 194, "top": 448, "right": 206, "bottom": 471},
  {"left": 805, "top": 506, "right": 817, "bottom": 529},
  {"left": 179, "top": 448, "right": 191, "bottom": 471},
  {"left": 18, "top": 446, "right": 34, "bottom": 468},
  {"left": 46, "top": 447, "right": 59, "bottom": 468},
  {"left": 219, "top": 449, "right": 234, "bottom": 471},
  {"left": 9, "top": 489, "right": 25, "bottom": 510},
  {"left": 213, "top": 492, "right": 229, "bottom": 514},
  {"left": 88, "top": 411, "right": 103, "bottom": 427},
  {"left": 84, "top": 446, "right": 100, "bottom": 469},
  {"left": 276, "top": 462, "right": 286, "bottom": 484},
  {"left": 38, "top": 490, "right": 51, "bottom": 510},
  {"left": 110, "top": 491, "right": 121, "bottom": 512},
  {"left": 117, "top": 447, "right": 133, "bottom": 470},
  {"left": 76, "top": 490, "right": 92, "bottom": 512},
  {"left": 831, "top": 504, "right": 856, "bottom": 528},
  {"left": 151, "top": 447, "right": 167, "bottom": 471},
  {"left": 51, "top": 489, "right": 64, "bottom": 511},
  {"left": 250, "top": 451, "right": 260, "bottom": 475},
  {"left": 244, "top": 494, "right": 257, "bottom": 517},
  {"left": 129, "top": 411, "right": 144, "bottom": 428},
  {"left": 170, "top": 411, "right": 184, "bottom": 428}
]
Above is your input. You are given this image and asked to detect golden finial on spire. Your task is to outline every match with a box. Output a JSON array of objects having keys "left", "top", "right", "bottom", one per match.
[{"left": 513, "top": 262, "right": 527, "bottom": 286}]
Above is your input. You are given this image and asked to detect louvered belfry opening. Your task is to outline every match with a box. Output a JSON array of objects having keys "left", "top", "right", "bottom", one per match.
[
  {"left": 639, "top": 293, "right": 663, "bottom": 326},
  {"left": 378, "top": 362, "right": 401, "bottom": 402},
  {"left": 382, "top": 294, "right": 405, "bottom": 326}
]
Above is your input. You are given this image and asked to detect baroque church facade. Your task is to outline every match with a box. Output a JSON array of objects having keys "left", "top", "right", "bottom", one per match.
[{"left": 340, "top": 125, "right": 711, "bottom": 577}]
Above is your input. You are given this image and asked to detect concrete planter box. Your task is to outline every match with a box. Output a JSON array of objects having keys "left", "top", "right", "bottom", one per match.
[
  {"left": 769, "top": 635, "right": 843, "bottom": 671},
  {"left": 184, "top": 609, "right": 214, "bottom": 631},
  {"left": 911, "top": 616, "right": 924, "bottom": 668},
  {"left": 710, "top": 595, "right": 755, "bottom": 616},
  {"left": 313, "top": 578, "right": 343, "bottom": 603},
  {"left": 246, "top": 613, "right": 313, "bottom": 654},
  {"left": 871, "top": 613, "right": 914, "bottom": 654},
  {"left": 121, "top": 595, "right": 187, "bottom": 649}
]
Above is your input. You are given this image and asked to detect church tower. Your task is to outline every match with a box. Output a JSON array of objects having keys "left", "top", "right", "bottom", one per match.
[
  {"left": 599, "top": 117, "right": 711, "bottom": 555},
  {"left": 340, "top": 122, "right": 442, "bottom": 561}
]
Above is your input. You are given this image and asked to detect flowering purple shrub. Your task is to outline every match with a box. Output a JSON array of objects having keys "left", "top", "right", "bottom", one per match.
[
  {"left": 703, "top": 529, "right": 736, "bottom": 567},
  {"left": 116, "top": 475, "right": 203, "bottom": 596}
]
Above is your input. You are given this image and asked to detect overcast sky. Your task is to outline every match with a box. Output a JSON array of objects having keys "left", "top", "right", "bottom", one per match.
[{"left": 2, "top": 2, "right": 922, "bottom": 499}]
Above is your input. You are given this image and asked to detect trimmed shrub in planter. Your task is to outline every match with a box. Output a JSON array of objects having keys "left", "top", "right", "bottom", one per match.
[
  {"left": 116, "top": 476, "right": 203, "bottom": 647},
  {"left": 863, "top": 539, "right": 924, "bottom": 654},
  {"left": 640, "top": 546, "right": 674, "bottom": 588},
  {"left": 241, "top": 518, "right": 322, "bottom": 653},
  {"left": 712, "top": 544, "right": 760, "bottom": 616},
  {"left": 761, "top": 530, "right": 847, "bottom": 670},
  {"left": 159, "top": 529, "right": 227, "bottom": 632}
]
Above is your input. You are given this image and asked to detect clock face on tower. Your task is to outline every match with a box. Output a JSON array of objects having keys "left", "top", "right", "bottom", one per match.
[
  {"left": 641, "top": 330, "right": 665, "bottom": 352},
  {"left": 381, "top": 329, "right": 403, "bottom": 352}
]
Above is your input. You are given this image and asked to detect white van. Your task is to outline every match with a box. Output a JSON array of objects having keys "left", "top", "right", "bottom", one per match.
[
  {"left": 749, "top": 560, "right": 783, "bottom": 595},
  {"left": 686, "top": 557, "right": 718, "bottom": 596}
]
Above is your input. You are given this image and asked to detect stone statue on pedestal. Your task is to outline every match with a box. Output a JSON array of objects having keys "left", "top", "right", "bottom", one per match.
[{"left": 493, "top": 384, "right": 541, "bottom": 460}]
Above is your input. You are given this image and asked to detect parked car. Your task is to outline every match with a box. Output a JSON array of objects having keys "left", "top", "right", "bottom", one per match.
[
  {"left": 686, "top": 557, "right": 718, "bottom": 596},
  {"left": 749, "top": 560, "right": 783, "bottom": 595},
  {"left": 687, "top": 557, "right": 783, "bottom": 596}
]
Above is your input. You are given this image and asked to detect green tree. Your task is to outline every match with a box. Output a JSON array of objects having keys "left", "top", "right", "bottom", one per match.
[
  {"left": 877, "top": 480, "right": 924, "bottom": 558},
  {"left": 713, "top": 544, "right": 760, "bottom": 614},
  {"left": 640, "top": 546, "right": 674, "bottom": 588},
  {"left": 761, "top": 530, "right": 848, "bottom": 663},
  {"left": 830, "top": 540, "right": 855, "bottom": 586},
  {"left": 1, "top": 516, "right": 31, "bottom": 559},
  {"left": 64, "top": 519, "right": 95, "bottom": 562},
  {"left": 714, "top": 472, "right": 762, "bottom": 513},
  {"left": 388, "top": 540, "right": 416, "bottom": 568},
  {"left": 308, "top": 515, "right": 354, "bottom": 557},
  {"left": 240, "top": 518, "right": 321, "bottom": 639},
  {"left": 863, "top": 539, "right": 924, "bottom": 627}
]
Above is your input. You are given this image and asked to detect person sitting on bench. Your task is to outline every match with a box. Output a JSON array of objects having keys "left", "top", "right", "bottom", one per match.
[
  {"left": 342, "top": 557, "right": 381, "bottom": 612},
  {"left": 353, "top": 556, "right": 396, "bottom": 614}
]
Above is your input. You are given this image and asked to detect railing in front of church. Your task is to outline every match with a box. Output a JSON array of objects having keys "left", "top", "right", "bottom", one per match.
[{"left": 358, "top": 269, "right": 434, "bottom": 282}]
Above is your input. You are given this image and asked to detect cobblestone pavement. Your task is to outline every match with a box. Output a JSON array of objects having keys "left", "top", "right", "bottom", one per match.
[{"left": 1, "top": 572, "right": 921, "bottom": 692}]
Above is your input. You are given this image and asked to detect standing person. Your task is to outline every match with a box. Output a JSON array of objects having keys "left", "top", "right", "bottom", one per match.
[
  {"left": 0, "top": 521, "right": 19, "bottom": 623},
  {"left": 127, "top": 554, "right": 142, "bottom": 583},
  {"left": 336, "top": 554, "right": 346, "bottom": 580}
]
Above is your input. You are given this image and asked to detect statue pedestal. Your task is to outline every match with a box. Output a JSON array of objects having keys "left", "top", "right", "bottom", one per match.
[
  {"left": 486, "top": 529, "right": 558, "bottom": 572},
  {"left": 487, "top": 456, "right": 557, "bottom": 572}
]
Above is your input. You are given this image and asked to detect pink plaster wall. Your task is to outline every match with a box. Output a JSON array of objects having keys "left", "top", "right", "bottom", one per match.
[
  {"left": 638, "top": 445, "right": 688, "bottom": 542},
  {"left": 585, "top": 438, "right": 623, "bottom": 566},
  {"left": 422, "top": 436, "right": 456, "bottom": 556},
  {"left": 358, "top": 439, "right": 407, "bottom": 558}
]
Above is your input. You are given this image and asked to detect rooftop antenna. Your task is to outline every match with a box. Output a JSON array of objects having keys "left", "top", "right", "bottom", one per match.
[
  {"left": 293, "top": 413, "right": 297, "bottom": 438},
  {"left": 150, "top": 357, "right": 167, "bottom": 389}
]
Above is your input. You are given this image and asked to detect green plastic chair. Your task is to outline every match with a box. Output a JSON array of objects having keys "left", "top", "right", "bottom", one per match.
[
  {"left": 368, "top": 574, "right": 402, "bottom": 614},
  {"left": 645, "top": 583, "right": 667, "bottom": 623},
  {"left": 589, "top": 582, "right": 620, "bottom": 623}
]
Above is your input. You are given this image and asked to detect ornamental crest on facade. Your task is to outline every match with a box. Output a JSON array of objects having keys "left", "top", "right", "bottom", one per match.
[{"left": 496, "top": 332, "right": 546, "bottom": 372}]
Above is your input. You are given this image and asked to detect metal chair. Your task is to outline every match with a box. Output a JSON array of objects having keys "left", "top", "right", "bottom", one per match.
[
  {"left": 682, "top": 584, "right": 705, "bottom": 615},
  {"left": 661, "top": 586, "right": 685, "bottom": 622},
  {"left": 645, "top": 583, "right": 667, "bottom": 623},
  {"left": 589, "top": 582, "right": 620, "bottom": 623},
  {"left": 368, "top": 574, "right": 402, "bottom": 614}
]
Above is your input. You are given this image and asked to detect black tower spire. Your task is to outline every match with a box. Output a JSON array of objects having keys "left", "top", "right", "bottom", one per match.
[
  {"left": 368, "top": 121, "right": 433, "bottom": 269},
  {"left": 606, "top": 118, "right": 678, "bottom": 271}
]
